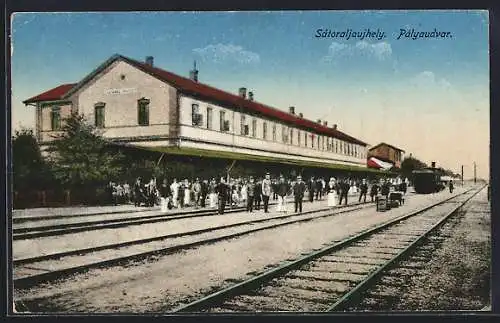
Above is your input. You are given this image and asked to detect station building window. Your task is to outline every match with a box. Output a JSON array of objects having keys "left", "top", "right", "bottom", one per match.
[
  {"left": 263, "top": 122, "right": 267, "bottom": 139},
  {"left": 317, "top": 136, "right": 320, "bottom": 150},
  {"left": 282, "top": 125, "right": 289, "bottom": 143},
  {"left": 191, "top": 103, "right": 201, "bottom": 126},
  {"left": 137, "top": 98, "right": 150, "bottom": 126},
  {"left": 94, "top": 102, "right": 105, "bottom": 128},
  {"left": 206, "top": 107, "right": 213, "bottom": 130},
  {"left": 252, "top": 119, "right": 257, "bottom": 137},
  {"left": 290, "top": 128, "right": 294, "bottom": 145},
  {"left": 311, "top": 134, "right": 314, "bottom": 148},
  {"left": 240, "top": 115, "right": 246, "bottom": 135},
  {"left": 305, "top": 132, "right": 308, "bottom": 147},
  {"left": 272, "top": 124, "right": 276, "bottom": 141},
  {"left": 219, "top": 110, "right": 228, "bottom": 132},
  {"left": 298, "top": 130, "right": 301, "bottom": 146},
  {"left": 50, "top": 106, "right": 61, "bottom": 131}
]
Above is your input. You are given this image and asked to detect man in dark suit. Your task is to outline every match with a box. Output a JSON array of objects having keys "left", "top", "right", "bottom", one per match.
[
  {"left": 216, "top": 177, "right": 230, "bottom": 214},
  {"left": 307, "top": 177, "right": 315, "bottom": 203},
  {"left": 359, "top": 179, "right": 368, "bottom": 203},
  {"left": 293, "top": 175, "right": 306, "bottom": 213},
  {"left": 200, "top": 179, "right": 208, "bottom": 207},
  {"left": 381, "top": 179, "right": 390, "bottom": 197},
  {"left": 315, "top": 178, "right": 322, "bottom": 200},
  {"left": 254, "top": 178, "right": 262, "bottom": 210},
  {"left": 339, "top": 179, "right": 349, "bottom": 206}
]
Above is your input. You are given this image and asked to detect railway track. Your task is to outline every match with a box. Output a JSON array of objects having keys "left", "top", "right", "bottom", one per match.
[
  {"left": 171, "top": 186, "right": 481, "bottom": 312},
  {"left": 12, "top": 200, "right": 302, "bottom": 240},
  {"left": 15, "top": 193, "right": 413, "bottom": 239},
  {"left": 14, "top": 202, "right": 371, "bottom": 289},
  {"left": 344, "top": 189, "right": 491, "bottom": 311}
]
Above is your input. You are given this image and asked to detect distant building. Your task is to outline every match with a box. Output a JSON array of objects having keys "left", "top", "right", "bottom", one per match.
[
  {"left": 23, "top": 54, "right": 371, "bottom": 171},
  {"left": 367, "top": 142, "right": 405, "bottom": 169}
]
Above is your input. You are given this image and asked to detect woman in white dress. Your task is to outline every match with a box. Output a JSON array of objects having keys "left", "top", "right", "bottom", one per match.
[
  {"left": 183, "top": 179, "right": 191, "bottom": 206},
  {"left": 240, "top": 180, "right": 247, "bottom": 206},
  {"left": 350, "top": 180, "right": 358, "bottom": 195},
  {"left": 209, "top": 179, "right": 217, "bottom": 208},
  {"left": 170, "top": 179, "right": 179, "bottom": 208},
  {"left": 327, "top": 177, "right": 338, "bottom": 207}
]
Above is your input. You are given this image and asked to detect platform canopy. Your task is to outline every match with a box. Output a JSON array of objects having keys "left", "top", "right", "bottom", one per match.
[
  {"left": 129, "top": 145, "right": 392, "bottom": 175},
  {"left": 367, "top": 157, "right": 394, "bottom": 170}
]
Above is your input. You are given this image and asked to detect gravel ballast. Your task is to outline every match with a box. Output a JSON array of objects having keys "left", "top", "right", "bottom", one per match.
[{"left": 15, "top": 187, "right": 471, "bottom": 313}]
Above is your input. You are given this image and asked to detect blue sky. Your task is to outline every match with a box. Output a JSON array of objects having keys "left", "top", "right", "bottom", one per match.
[{"left": 11, "top": 11, "right": 489, "bottom": 178}]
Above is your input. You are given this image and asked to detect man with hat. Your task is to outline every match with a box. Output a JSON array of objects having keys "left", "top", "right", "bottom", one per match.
[
  {"left": 276, "top": 175, "right": 290, "bottom": 212},
  {"left": 245, "top": 176, "right": 256, "bottom": 212},
  {"left": 307, "top": 176, "right": 315, "bottom": 203},
  {"left": 293, "top": 175, "right": 306, "bottom": 213},
  {"left": 261, "top": 172, "right": 272, "bottom": 213},
  {"left": 339, "top": 178, "right": 349, "bottom": 206},
  {"left": 359, "top": 178, "right": 368, "bottom": 203},
  {"left": 216, "top": 177, "right": 230, "bottom": 214},
  {"left": 254, "top": 177, "right": 262, "bottom": 210},
  {"left": 193, "top": 178, "right": 202, "bottom": 208},
  {"left": 200, "top": 179, "right": 208, "bottom": 208}
]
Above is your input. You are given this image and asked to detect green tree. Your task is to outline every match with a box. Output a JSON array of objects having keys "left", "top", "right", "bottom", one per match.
[
  {"left": 12, "top": 128, "right": 53, "bottom": 190},
  {"left": 46, "top": 112, "right": 125, "bottom": 190},
  {"left": 400, "top": 156, "right": 428, "bottom": 180}
]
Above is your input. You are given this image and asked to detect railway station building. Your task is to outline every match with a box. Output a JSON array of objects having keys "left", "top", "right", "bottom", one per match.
[
  {"left": 367, "top": 142, "right": 405, "bottom": 170},
  {"left": 23, "top": 54, "right": 387, "bottom": 179}
]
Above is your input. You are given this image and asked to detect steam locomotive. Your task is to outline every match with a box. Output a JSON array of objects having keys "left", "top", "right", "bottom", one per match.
[{"left": 412, "top": 168, "right": 445, "bottom": 194}]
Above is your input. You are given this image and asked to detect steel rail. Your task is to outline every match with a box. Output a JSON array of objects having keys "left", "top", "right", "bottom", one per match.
[
  {"left": 12, "top": 207, "right": 157, "bottom": 224},
  {"left": 14, "top": 202, "right": 368, "bottom": 266},
  {"left": 326, "top": 184, "right": 486, "bottom": 311},
  {"left": 14, "top": 203, "right": 369, "bottom": 289},
  {"left": 13, "top": 199, "right": 307, "bottom": 240},
  {"left": 172, "top": 188, "right": 476, "bottom": 312}
]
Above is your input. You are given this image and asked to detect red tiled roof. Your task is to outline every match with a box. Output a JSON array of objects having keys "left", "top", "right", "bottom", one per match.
[
  {"left": 369, "top": 142, "right": 405, "bottom": 153},
  {"left": 123, "top": 57, "right": 367, "bottom": 146},
  {"left": 23, "top": 83, "right": 77, "bottom": 104}
]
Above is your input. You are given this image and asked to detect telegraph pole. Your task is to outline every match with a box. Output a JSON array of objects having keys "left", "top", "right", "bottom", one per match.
[
  {"left": 474, "top": 162, "right": 477, "bottom": 184},
  {"left": 461, "top": 165, "right": 464, "bottom": 186}
]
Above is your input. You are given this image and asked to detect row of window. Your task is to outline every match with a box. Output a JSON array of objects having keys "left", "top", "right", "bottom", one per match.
[
  {"left": 48, "top": 100, "right": 365, "bottom": 160},
  {"left": 191, "top": 103, "right": 366, "bottom": 159},
  {"left": 49, "top": 99, "right": 149, "bottom": 131}
]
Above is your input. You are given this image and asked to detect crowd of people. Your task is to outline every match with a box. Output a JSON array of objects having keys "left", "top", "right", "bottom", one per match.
[{"left": 105, "top": 173, "right": 410, "bottom": 215}]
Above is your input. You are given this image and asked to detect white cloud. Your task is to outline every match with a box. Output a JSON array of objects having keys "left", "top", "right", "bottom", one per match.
[
  {"left": 322, "top": 41, "right": 392, "bottom": 62},
  {"left": 193, "top": 43, "right": 260, "bottom": 64},
  {"left": 411, "top": 71, "right": 453, "bottom": 90}
]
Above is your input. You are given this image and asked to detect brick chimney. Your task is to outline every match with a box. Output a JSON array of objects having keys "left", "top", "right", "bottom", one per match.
[
  {"left": 145, "top": 56, "right": 154, "bottom": 66},
  {"left": 248, "top": 91, "right": 254, "bottom": 101},
  {"left": 323, "top": 121, "right": 328, "bottom": 126},
  {"left": 332, "top": 124, "right": 337, "bottom": 130},
  {"left": 298, "top": 113, "right": 303, "bottom": 118},
  {"left": 317, "top": 119, "right": 321, "bottom": 124},
  {"left": 238, "top": 87, "right": 247, "bottom": 98},
  {"left": 289, "top": 106, "right": 295, "bottom": 114},
  {"left": 189, "top": 61, "right": 199, "bottom": 82}
]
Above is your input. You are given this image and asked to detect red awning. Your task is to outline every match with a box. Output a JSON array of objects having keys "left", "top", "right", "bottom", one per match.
[{"left": 367, "top": 157, "right": 394, "bottom": 170}]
